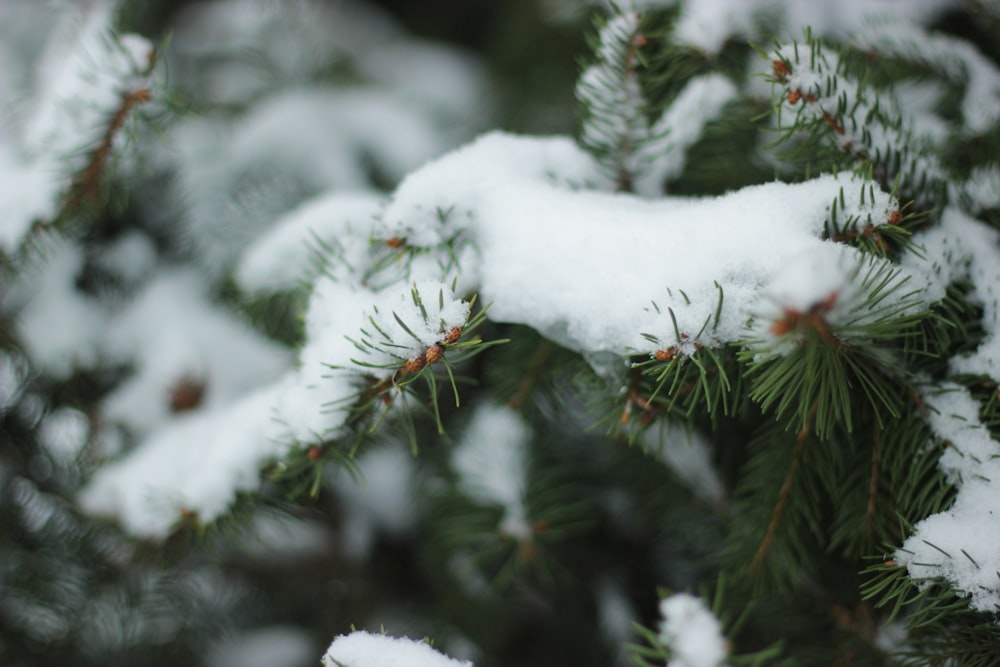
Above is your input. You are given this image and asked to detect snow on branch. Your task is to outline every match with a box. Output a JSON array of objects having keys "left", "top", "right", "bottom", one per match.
[
  {"left": 770, "top": 35, "right": 948, "bottom": 207},
  {"left": 1, "top": 2, "right": 155, "bottom": 252},
  {"left": 322, "top": 631, "right": 471, "bottom": 667},
  {"left": 577, "top": 7, "right": 737, "bottom": 195},
  {"left": 850, "top": 20, "right": 1000, "bottom": 134},
  {"left": 898, "top": 383, "right": 1000, "bottom": 612},
  {"left": 379, "top": 131, "right": 925, "bottom": 363},
  {"left": 658, "top": 593, "right": 728, "bottom": 667}
]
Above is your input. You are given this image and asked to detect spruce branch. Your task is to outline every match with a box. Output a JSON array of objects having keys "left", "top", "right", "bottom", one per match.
[
  {"left": 750, "top": 399, "right": 816, "bottom": 574},
  {"left": 767, "top": 32, "right": 949, "bottom": 212}
]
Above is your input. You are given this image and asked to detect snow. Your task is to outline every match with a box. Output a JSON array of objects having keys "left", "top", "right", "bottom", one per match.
[
  {"left": 333, "top": 443, "right": 418, "bottom": 557},
  {"left": 274, "top": 278, "right": 472, "bottom": 443},
  {"left": 452, "top": 403, "right": 532, "bottom": 540},
  {"left": 893, "top": 207, "right": 1000, "bottom": 612},
  {"left": 322, "top": 632, "right": 471, "bottom": 667},
  {"left": 80, "top": 382, "right": 289, "bottom": 537},
  {"left": 5, "top": 241, "right": 108, "bottom": 377},
  {"left": 673, "top": 0, "right": 956, "bottom": 54},
  {"left": 635, "top": 74, "right": 738, "bottom": 196},
  {"left": 958, "top": 165, "right": 1000, "bottom": 215},
  {"left": 172, "top": 88, "right": 450, "bottom": 277},
  {"left": 208, "top": 626, "right": 315, "bottom": 667},
  {"left": 898, "top": 384, "right": 1000, "bottom": 612},
  {"left": 235, "top": 190, "right": 383, "bottom": 293},
  {"left": 658, "top": 593, "right": 728, "bottom": 667},
  {"left": 903, "top": 208, "right": 1000, "bottom": 381},
  {"left": 644, "top": 422, "right": 724, "bottom": 503},
  {"left": 380, "top": 132, "right": 919, "bottom": 361},
  {"left": 23, "top": 2, "right": 152, "bottom": 163},
  {"left": 99, "top": 269, "right": 292, "bottom": 436},
  {"left": 0, "top": 145, "right": 60, "bottom": 252},
  {"left": 38, "top": 407, "right": 90, "bottom": 464},
  {"left": 851, "top": 21, "right": 1000, "bottom": 134}
]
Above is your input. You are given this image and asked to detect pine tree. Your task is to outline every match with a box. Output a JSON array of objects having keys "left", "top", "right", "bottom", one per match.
[{"left": 3, "top": 2, "right": 1000, "bottom": 667}]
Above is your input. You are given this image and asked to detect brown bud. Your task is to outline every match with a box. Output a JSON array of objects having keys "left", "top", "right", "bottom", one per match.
[
  {"left": 787, "top": 90, "right": 802, "bottom": 105},
  {"left": 655, "top": 348, "right": 675, "bottom": 362},
  {"left": 443, "top": 326, "right": 462, "bottom": 345},
  {"left": 424, "top": 344, "right": 444, "bottom": 364},
  {"left": 404, "top": 356, "right": 426, "bottom": 374},
  {"left": 170, "top": 375, "right": 205, "bottom": 413},
  {"left": 307, "top": 446, "right": 323, "bottom": 460},
  {"left": 385, "top": 237, "right": 406, "bottom": 248},
  {"left": 773, "top": 60, "right": 792, "bottom": 80}
]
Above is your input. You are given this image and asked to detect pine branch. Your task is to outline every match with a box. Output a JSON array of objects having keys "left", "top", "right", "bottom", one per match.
[{"left": 750, "top": 399, "right": 817, "bottom": 573}]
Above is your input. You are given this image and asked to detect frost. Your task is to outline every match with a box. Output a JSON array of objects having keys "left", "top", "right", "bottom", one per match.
[
  {"left": 322, "top": 631, "right": 471, "bottom": 667},
  {"left": 658, "top": 593, "right": 728, "bottom": 667}
]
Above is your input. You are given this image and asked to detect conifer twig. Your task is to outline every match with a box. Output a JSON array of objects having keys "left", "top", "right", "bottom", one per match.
[
  {"left": 866, "top": 424, "right": 881, "bottom": 538},
  {"left": 750, "top": 399, "right": 818, "bottom": 572},
  {"left": 507, "top": 340, "right": 553, "bottom": 412}
]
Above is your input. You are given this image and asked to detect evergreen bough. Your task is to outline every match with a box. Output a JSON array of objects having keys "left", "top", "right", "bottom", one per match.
[{"left": 2, "top": 2, "right": 1000, "bottom": 666}]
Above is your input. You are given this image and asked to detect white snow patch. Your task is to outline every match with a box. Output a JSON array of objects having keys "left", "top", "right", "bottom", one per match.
[
  {"left": 100, "top": 269, "right": 292, "bottom": 436},
  {"left": 322, "top": 631, "right": 471, "bottom": 667},
  {"left": 380, "top": 132, "right": 918, "bottom": 360},
  {"left": 452, "top": 403, "right": 532, "bottom": 540},
  {"left": 208, "top": 626, "right": 314, "bottom": 667},
  {"left": 236, "top": 190, "right": 383, "bottom": 293},
  {"left": 334, "top": 443, "right": 418, "bottom": 558},
  {"left": 644, "top": 422, "right": 724, "bottom": 503},
  {"left": 658, "top": 593, "right": 728, "bottom": 667},
  {"left": 80, "top": 383, "right": 289, "bottom": 537},
  {"left": 898, "top": 384, "right": 1000, "bottom": 612}
]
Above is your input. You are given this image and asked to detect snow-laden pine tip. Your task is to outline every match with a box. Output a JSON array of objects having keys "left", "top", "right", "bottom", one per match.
[
  {"left": 274, "top": 278, "right": 471, "bottom": 443},
  {"left": 322, "top": 631, "right": 471, "bottom": 667},
  {"left": 380, "top": 131, "right": 921, "bottom": 360},
  {"left": 659, "top": 593, "right": 728, "bottom": 667}
]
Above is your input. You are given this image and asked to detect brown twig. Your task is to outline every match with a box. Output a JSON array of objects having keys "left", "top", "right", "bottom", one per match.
[{"left": 750, "top": 399, "right": 819, "bottom": 572}]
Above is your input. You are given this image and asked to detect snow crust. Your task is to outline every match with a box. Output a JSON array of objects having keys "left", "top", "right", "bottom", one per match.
[
  {"left": 322, "top": 632, "right": 471, "bottom": 667},
  {"left": 658, "top": 593, "right": 728, "bottom": 667}
]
